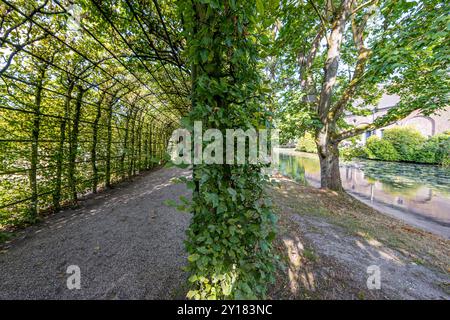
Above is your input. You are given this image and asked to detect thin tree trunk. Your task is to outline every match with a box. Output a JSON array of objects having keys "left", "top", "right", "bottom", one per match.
[
  {"left": 157, "top": 131, "right": 161, "bottom": 163},
  {"left": 128, "top": 111, "right": 136, "bottom": 178},
  {"left": 137, "top": 116, "right": 142, "bottom": 173},
  {"left": 68, "top": 85, "right": 85, "bottom": 203},
  {"left": 105, "top": 98, "right": 114, "bottom": 188},
  {"left": 53, "top": 81, "right": 74, "bottom": 210},
  {"left": 149, "top": 122, "right": 153, "bottom": 168},
  {"left": 29, "top": 66, "right": 46, "bottom": 218},
  {"left": 91, "top": 93, "right": 104, "bottom": 193},
  {"left": 144, "top": 123, "right": 149, "bottom": 170},
  {"left": 162, "top": 131, "right": 167, "bottom": 160},
  {"left": 121, "top": 113, "right": 130, "bottom": 180}
]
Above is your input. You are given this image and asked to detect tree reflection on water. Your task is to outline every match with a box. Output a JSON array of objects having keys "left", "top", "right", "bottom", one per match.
[{"left": 277, "top": 152, "right": 450, "bottom": 235}]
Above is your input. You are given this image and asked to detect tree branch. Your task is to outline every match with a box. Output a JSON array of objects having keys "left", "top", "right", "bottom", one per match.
[
  {"left": 335, "top": 105, "right": 415, "bottom": 142},
  {"left": 329, "top": 0, "right": 379, "bottom": 121},
  {"left": 317, "top": 0, "right": 352, "bottom": 121},
  {"left": 351, "top": 0, "right": 376, "bottom": 15},
  {"left": 299, "top": 27, "right": 324, "bottom": 92},
  {"left": 307, "top": 0, "right": 331, "bottom": 46}
]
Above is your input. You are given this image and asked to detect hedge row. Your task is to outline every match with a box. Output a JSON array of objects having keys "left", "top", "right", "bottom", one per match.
[{"left": 352, "top": 127, "right": 450, "bottom": 165}]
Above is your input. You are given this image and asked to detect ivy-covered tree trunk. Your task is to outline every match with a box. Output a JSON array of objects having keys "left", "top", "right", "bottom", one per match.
[
  {"left": 29, "top": 65, "right": 46, "bottom": 219},
  {"left": 180, "top": 0, "right": 276, "bottom": 300}
]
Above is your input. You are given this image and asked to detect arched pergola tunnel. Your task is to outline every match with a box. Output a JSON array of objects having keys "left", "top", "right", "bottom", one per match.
[
  {"left": 0, "top": 0, "right": 188, "bottom": 226},
  {"left": 1, "top": 0, "right": 278, "bottom": 300}
]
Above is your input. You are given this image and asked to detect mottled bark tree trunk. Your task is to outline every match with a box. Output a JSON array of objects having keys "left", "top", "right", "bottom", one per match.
[
  {"left": 314, "top": 1, "right": 351, "bottom": 191},
  {"left": 316, "top": 129, "right": 342, "bottom": 191}
]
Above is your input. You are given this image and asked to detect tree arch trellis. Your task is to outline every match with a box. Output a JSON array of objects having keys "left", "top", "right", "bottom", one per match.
[
  {"left": 1, "top": 0, "right": 279, "bottom": 299},
  {"left": 0, "top": 0, "right": 188, "bottom": 226}
]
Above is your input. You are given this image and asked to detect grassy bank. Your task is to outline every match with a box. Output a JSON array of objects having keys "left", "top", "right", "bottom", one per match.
[{"left": 269, "top": 176, "right": 449, "bottom": 299}]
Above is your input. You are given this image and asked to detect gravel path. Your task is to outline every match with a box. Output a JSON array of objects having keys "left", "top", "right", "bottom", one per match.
[{"left": 0, "top": 167, "right": 191, "bottom": 300}]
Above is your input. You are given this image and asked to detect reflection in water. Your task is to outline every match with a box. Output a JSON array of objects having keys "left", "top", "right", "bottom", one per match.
[{"left": 277, "top": 150, "right": 450, "bottom": 238}]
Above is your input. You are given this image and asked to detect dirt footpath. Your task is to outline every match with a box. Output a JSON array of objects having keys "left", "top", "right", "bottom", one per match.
[
  {"left": 270, "top": 176, "right": 450, "bottom": 300},
  {"left": 0, "top": 167, "right": 191, "bottom": 299}
]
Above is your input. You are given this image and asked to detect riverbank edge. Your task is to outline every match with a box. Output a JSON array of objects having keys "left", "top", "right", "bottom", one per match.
[
  {"left": 286, "top": 147, "right": 447, "bottom": 167},
  {"left": 277, "top": 147, "right": 450, "bottom": 238}
]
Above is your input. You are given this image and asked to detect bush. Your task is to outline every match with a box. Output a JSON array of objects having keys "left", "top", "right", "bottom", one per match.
[
  {"left": 340, "top": 145, "right": 368, "bottom": 161},
  {"left": 296, "top": 132, "right": 317, "bottom": 153},
  {"left": 442, "top": 154, "right": 450, "bottom": 167},
  {"left": 415, "top": 137, "right": 440, "bottom": 164},
  {"left": 415, "top": 143, "right": 437, "bottom": 163},
  {"left": 391, "top": 130, "right": 450, "bottom": 164},
  {"left": 346, "top": 128, "right": 449, "bottom": 165},
  {"left": 365, "top": 136, "right": 400, "bottom": 161},
  {"left": 440, "top": 132, "right": 450, "bottom": 167},
  {"left": 383, "top": 126, "right": 425, "bottom": 162},
  {"left": 425, "top": 132, "right": 450, "bottom": 165}
]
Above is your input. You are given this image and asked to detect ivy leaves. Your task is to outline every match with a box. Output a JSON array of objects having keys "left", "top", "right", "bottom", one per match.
[{"left": 179, "top": 0, "right": 278, "bottom": 300}]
